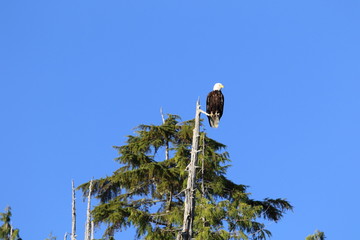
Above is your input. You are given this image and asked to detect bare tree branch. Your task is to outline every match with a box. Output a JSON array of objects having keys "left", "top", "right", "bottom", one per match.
[
  {"left": 71, "top": 180, "right": 76, "bottom": 240},
  {"left": 85, "top": 179, "right": 93, "bottom": 240},
  {"left": 178, "top": 99, "right": 202, "bottom": 240}
]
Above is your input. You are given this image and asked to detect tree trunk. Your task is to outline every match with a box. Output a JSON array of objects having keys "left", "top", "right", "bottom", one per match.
[
  {"left": 160, "top": 107, "right": 169, "bottom": 161},
  {"left": 90, "top": 221, "right": 94, "bottom": 240},
  {"left": 178, "top": 99, "right": 201, "bottom": 240},
  {"left": 85, "top": 179, "right": 93, "bottom": 240},
  {"left": 71, "top": 180, "right": 76, "bottom": 240}
]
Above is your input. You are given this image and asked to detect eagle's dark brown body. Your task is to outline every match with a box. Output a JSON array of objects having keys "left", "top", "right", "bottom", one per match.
[{"left": 206, "top": 90, "right": 224, "bottom": 128}]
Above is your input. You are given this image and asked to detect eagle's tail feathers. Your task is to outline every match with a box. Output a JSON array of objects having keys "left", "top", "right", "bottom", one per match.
[{"left": 208, "top": 113, "right": 220, "bottom": 128}]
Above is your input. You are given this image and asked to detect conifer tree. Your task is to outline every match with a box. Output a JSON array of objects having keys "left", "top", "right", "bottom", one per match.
[
  {"left": 79, "top": 114, "right": 292, "bottom": 239},
  {"left": 0, "top": 207, "right": 21, "bottom": 240},
  {"left": 305, "top": 230, "right": 326, "bottom": 240}
]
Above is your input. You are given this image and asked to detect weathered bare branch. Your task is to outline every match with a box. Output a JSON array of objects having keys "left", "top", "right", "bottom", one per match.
[
  {"left": 178, "top": 99, "right": 202, "bottom": 240},
  {"left": 160, "top": 107, "right": 170, "bottom": 161},
  {"left": 85, "top": 179, "right": 93, "bottom": 240},
  {"left": 71, "top": 180, "right": 76, "bottom": 240}
]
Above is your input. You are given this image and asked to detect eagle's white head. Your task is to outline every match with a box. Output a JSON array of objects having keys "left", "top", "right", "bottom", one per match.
[{"left": 213, "top": 83, "right": 224, "bottom": 91}]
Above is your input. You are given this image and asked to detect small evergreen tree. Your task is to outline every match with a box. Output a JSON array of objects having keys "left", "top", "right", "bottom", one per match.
[
  {"left": 79, "top": 114, "right": 292, "bottom": 239},
  {"left": 305, "top": 230, "right": 326, "bottom": 240},
  {"left": 0, "top": 207, "right": 21, "bottom": 240}
]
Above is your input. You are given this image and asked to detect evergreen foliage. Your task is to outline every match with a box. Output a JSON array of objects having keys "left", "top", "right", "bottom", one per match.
[
  {"left": 0, "top": 207, "right": 21, "bottom": 240},
  {"left": 305, "top": 230, "right": 326, "bottom": 240},
  {"left": 79, "top": 114, "right": 292, "bottom": 239}
]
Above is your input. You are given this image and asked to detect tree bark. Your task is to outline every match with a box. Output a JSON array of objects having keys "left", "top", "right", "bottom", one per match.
[
  {"left": 160, "top": 107, "right": 169, "bottom": 161},
  {"left": 178, "top": 99, "right": 201, "bottom": 240},
  {"left": 85, "top": 179, "right": 93, "bottom": 240},
  {"left": 90, "top": 221, "right": 94, "bottom": 240},
  {"left": 71, "top": 180, "right": 76, "bottom": 240}
]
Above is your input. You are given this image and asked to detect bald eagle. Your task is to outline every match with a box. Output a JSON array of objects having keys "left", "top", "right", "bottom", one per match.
[{"left": 206, "top": 83, "right": 224, "bottom": 128}]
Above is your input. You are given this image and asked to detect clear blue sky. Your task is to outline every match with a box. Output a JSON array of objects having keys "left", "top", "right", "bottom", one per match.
[{"left": 1, "top": 1, "right": 360, "bottom": 239}]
